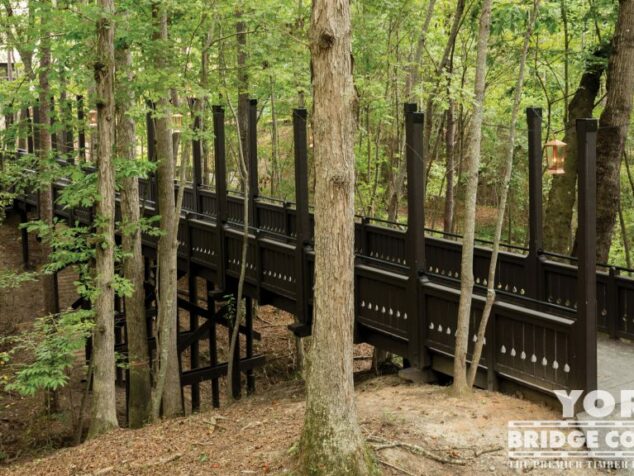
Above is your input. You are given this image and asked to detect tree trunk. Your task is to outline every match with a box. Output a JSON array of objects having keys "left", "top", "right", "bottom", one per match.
[
  {"left": 88, "top": 0, "right": 119, "bottom": 438},
  {"left": 299, "top": 1, "right": 373, "bottom": 474},
  {"left": 443, "top": 103, "right": 455, "bottom": 233},
  {"left": 115, "top": 38, "right": 152, "bottom": 429},
  {"left": 467, "top": 0, "right": 540, "bottom": 389},
  {"left": 543, "top": 46, "right": 607, "bottom": 254},
  {"left": 37, "top": 0, "right": 57, "bottom": 320},
  {"left": 150, "top": 2, "right": 183, "bottom": 420},
  {"left": 36, "top": 0, "right": 59, "bottom": 414},
  {"left": 236, "top": 5, "right": 249, "bottom": 169},
  {"left": 595, "top": 0, "right": 634, "bottom": 263},
  {"left": 452, "top": 0, "right": 492, "bottom": 396}
]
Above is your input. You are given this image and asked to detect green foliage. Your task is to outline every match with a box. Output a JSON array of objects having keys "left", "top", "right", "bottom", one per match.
[{"left": 1, "top": 309, "right": 93, "bottom": 396}]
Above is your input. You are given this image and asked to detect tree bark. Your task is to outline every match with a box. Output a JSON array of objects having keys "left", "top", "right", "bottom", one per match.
[
  {"left": 150, "top": 1, "right": 183, "bottom": 420},
  {"left": 595, "top": 0, "right": 634, "bottom": 262},
  {"left": 115, "top": 38, "right": 152, "bottom": 429},
  {"left": 452, "top": 0, "right": 492, "bottom": 396},
  {"left": 443, "top": 103, "right": 455, "bottom": 233},
  {"left": 36, "top": 0, "right": 57, "bottom": 319},
  {"left": 236, "top": 4, "right": 249, "bottom": 170},
  {"left": 543, "top": 46, "right": 607, "bottom": 254},
  {"left": 467, "top": 0, "right": 540, "bottom": 389},
  {"left": 299, "top": 1, "right": 373, "bottom": 474},
  {"left": 88, "top": 0, "right": 119, "bottom": 438}
]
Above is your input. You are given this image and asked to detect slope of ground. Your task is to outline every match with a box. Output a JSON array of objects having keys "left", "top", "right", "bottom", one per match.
[{"left": 0, "top": 375, "right": 599, "bottom": 476}]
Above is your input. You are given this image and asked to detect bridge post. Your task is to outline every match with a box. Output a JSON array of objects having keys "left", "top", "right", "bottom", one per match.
[
  {"left": 290, "top": 108, "right": 311, "bottom": 336},
  {"left": 526, "top": 108, "right": 544, "bottom": 300},
  {"left": 247, "top": 99, "right": 259, "bottom": 227},
  {"left": 191, "top": 100, "right": 203, "bottom": 214},
  {"left": 25, "top": 107, "right": 34, "bottom": 155},
  {"left": 213, "top": 105, "right": 227, "bottom": 291},
  {"left": 405, "top": 104, "right": 431, "bottom": 375},
  {"left": 185, "top": 213, "right": 201, "bottom": 411},
  {"left": 574, "top": 118, "right": 598, "bottom": 393},
  {"left": 146, "top": 102, "right": 158, "bottom": 212},
  {"left": 18, "top": 207, "right": 30, "bottom": 270},
  {"left": 77, "top": 96, "right": 86, "bottom": 161}
]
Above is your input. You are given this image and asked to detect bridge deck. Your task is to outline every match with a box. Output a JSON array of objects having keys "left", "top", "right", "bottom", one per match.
[{"left": 598, "top": 334, "right": 634, "bottom": 400}]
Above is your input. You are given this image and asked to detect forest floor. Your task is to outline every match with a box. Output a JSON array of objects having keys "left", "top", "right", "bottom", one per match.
[
  {"left": 0, "top": 213, "right": 605, "bottom": 476},
  {"left": 0, "top": 375, "right": 601, "bottom": 476}
]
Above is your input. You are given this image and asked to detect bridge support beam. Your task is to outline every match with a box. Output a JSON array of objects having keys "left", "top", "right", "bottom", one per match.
[
  {"left": 404, "top": 103, "right": 433, "bottom": 379},
  {"left": 213, "top": 105, "right": 227, "bottom": 291},
  {"left": 247, "top": 99, "right": 259, "bottom": 227},
  {"left": 527, "top": 107, "right": 544, "bottom": 300},
  {"left": 18, "top": 207, "right": 30, "bottom": 270},
  {"left": 290, "top": 108, "right": 311, "bottom": 337},
  {"left": 574, "top": 118, "right": 598, "bottom": 393}
]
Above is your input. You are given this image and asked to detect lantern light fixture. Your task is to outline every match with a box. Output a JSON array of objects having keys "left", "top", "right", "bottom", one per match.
[
  {"left": 172, "top": 112, "right": 183, "bottom": 133},
  {"left": 545, "top": 138, "right": 567, "bottom": 175},
  {"left": 88, "top": 109, "right": 98, "bottom": 129}
]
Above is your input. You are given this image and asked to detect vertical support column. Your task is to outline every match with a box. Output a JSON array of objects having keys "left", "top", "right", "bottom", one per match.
[
  {"left": 607, "top": 267, "right": 618, "bottom": 339},
  {"left": 64, "top": 99, "right": 74, "bottom": 161},
  {"left": 527, "top": 108, "right": 544, "bottom": 300},
  {"left": 229, "top": 296, "right": 241, "bottom": 400},
  {"left": 247, "top": 99, "right": 259, "bottom": 227},
  {"left": 405, "top": 103, "right": 429, "bottom": 371},
  {"left": 186, "top": 214, "right": 200, "bottom": 411},
  {"left": 77, "top": 96, "right": 86, "bottom": 161},
  {"left": 574, "top": 118, "right": 598, "bottom": 393},
  {"left": 50, "top": 97, "right": 58, "bottom": 153},
  {"left": 290, "top": 108, "right": 311, "bottom": 336},
  {"left": 213, "top": 105, "right": 227, "bottom": 291},
  {"left": 146, "top": 102, "right": 158, "bottom": 211},
  {"left": 192, "top": 101, "right": 203, "bottom": 214},
  {"left": 19, "top": 207, "right": 30, "bottom": 270},
  {"left": 207, "top": 281, "right": 220, "bottom": 408},
  {"left": 245, "top": 298, "right": 255, "bottom": 394},
  {"left": 25, "top": 108, "right": 34, "bottom": 155}
]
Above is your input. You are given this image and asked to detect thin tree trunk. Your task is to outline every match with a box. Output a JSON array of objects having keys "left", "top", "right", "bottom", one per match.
[
  {"left": 36, "top": 0, "right": 59, "bottom": 414},
  {"left": 236, "top": 4, "right": 249, "bottom": 171},
  {"left": 37, "top": 0, "right": 56, "bottom": 320},
  {"left": 150, "top": 1, "right": 183, "bottom": 420},
  {"left": 404, "top": 0, "right": 437, "bottom": 101},
  {"left": 269, "top": 74, "right": 280, "bottom": 196},
  {"left": 444, "top": 102, "right": 455, "bottom": 233},
  {"left": 619, "top": 200, "right": 631, "bottom": 269},
  {"left": 115, "top": 38, "right": 152, "bottom": 428},
  {"left": 88, "top": 0, "right": 118, "bottom": 438},
  {"left": 467, "top": 0, "right": 540, "bottom": 389},
  {"left": 224, "top": 100, "right": 249, "bottom": 400},
  {"left": 595, "top": 0, "right": 634, "bottom": 262},
  {"left": 299, "top": 1, "right": 373, "bottom": 473},
  {"left": 452, "top": 0, "right": 492, "bottom": 396}
]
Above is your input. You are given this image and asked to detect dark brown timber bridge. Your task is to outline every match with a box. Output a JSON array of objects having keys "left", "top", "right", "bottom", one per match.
[{"left": 9, "top": 102, "right": 634, "bottom": 413}]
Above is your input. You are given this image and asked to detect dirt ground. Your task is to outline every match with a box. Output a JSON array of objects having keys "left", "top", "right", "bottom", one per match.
[{"left": 0, "top": 375, "right": 603, "bottom": 476}]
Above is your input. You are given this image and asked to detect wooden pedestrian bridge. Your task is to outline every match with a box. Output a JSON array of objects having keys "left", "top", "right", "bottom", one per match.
[{"left": 8, "top": 103, "right": 634, "bottom": 412}]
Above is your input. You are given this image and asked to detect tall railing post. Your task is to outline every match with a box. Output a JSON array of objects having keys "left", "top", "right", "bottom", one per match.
[
  {"left": 574, "top": 118, "right": 598, "bottom": 393},
  {"left": 213, "top": 105, "right": 227, "bottom": 291},
  {"left": 192, "top": 100, "right": 203, "bottom": 214},
  {"left": 405, "top": 103, "right": 430, "bottom": 372},
  {"left": 25, "top": 107, "right": 34, "bottom": 155},
  {"left": 290, "top": 108, "right": 311, "bottom": 336},
  {"left": 77, "top": 96, "right": 86, "bottom": 161},
  {"left": 247, "top": 99, "right": 259, "bottom": 227},
  {"left": 607, "top": 267, "right": 618, "bottom": 339},
  {"left": 527, "top": 107, "right": 544, "bottom": 300},
  {"left": 146, "top": 102, "right": 158, "bottom": 211}
]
